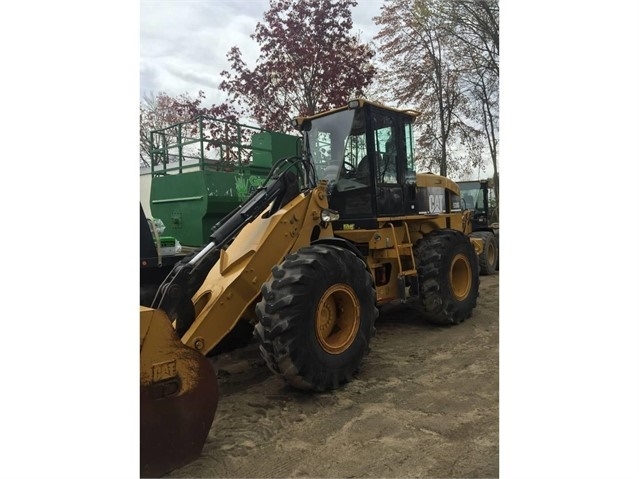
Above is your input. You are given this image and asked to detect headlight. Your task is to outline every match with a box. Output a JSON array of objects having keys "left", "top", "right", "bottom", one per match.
[{"left": 321, "top": 209, "right": 340, "bottom": 223}]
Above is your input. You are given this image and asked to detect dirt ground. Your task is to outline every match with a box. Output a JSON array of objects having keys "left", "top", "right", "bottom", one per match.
[{"left": 167, "top": 273, "right": 499, "bottom": 478}]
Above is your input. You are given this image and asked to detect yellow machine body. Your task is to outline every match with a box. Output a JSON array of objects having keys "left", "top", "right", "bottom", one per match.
[{"left": 183, "top": 183, "right": 333, "bottom": 355}]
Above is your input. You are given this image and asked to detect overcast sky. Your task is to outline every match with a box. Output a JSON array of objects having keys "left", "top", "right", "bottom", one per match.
[{"left": 140, "top": 0, "right": 385, "bottom": 105}]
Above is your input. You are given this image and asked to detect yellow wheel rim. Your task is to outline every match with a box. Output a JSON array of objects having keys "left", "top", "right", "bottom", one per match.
[
  {"left": 450, "top": 253, "right": 472, "bottom": 301},
  {"left": 315, "top": 284, "right": 360, "bottom": 354}
]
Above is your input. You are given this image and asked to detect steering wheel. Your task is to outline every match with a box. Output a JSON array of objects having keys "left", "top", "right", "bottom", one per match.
[{"left": 342, "top": 153, "right": 358, "bottom": 175}]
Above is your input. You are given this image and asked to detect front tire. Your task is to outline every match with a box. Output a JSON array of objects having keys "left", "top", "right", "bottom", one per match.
[
  {"left": 414, "top": 230, "right": 479, "bottom": 325},
  {"left": 255, "top": 244, "right": 377, "bottom": 391}
]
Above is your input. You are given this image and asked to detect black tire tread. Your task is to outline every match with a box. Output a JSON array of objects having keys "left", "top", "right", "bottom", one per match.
[
  {"left": 414, "top": 230, "right": 480, "bottom": 326},
  {"left": 469, "top": 231, "right": 498, "bottom": 275},
  {"left": 255, "top": 244, "right": 377, "bottom": 391}
]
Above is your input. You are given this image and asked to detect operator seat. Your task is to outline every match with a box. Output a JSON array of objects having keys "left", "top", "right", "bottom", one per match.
[{"left": 355, "top": 156, "right": 371, "bottom": 183}]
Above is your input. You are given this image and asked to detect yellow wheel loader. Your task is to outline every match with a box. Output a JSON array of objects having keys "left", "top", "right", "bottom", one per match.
[
  {"left": 458, "top": 179, "right": 499, "bottom": 274},
  {"left": 140, "top": 99, "right": 482, "bottom": 476}
]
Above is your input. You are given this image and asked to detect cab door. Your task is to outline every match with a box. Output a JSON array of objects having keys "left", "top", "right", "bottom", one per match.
[{"left": 368, "top": 109, "right": 406, "bottom": 217}]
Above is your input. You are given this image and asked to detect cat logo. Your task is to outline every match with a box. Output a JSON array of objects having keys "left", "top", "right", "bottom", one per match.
[
  {"left": 152, "top": 359, "right": 177, "bottom": 383},
  {"left": 428, "top": 193, "right": 445, "bottom": 213}
]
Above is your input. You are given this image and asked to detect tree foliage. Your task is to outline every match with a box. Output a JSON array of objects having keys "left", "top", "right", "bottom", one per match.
[
  {"left": 220, "top": 0, "right": 376, "bottom": 131},
  {"left": 374, "top": 0, "right": 499, "bottom": 184}
]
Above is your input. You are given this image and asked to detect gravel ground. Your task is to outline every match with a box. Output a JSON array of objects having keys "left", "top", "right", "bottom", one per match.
[{"left": 168, "top": 273, "right": 499, "bottom": 478}]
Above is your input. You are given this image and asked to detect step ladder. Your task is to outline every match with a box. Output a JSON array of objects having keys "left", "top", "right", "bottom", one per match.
[{"left": 388, "top": 222, "right": 419, "bottom": 300}]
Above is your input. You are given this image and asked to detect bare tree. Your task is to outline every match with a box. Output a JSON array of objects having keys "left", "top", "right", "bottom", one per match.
[
  {"left": 374, "top": 0, "right": 484, "bottom": 178},
  {"left": 446, "top": 0, "right": 499, "bottom": 203}
]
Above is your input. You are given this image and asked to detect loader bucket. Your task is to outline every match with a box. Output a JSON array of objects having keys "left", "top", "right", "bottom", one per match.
[{"left": 140, "top": 307, "right": 219, "bottom": 478}]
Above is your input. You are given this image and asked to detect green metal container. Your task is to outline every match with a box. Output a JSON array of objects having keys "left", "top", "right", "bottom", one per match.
[{"left": 149, "top": 116, "right": 299, "bottom": 246}]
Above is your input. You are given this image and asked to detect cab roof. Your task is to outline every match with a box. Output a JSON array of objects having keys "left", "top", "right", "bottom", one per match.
[{"left": 293, "top": 99, "right": 421, "bottom": 127}]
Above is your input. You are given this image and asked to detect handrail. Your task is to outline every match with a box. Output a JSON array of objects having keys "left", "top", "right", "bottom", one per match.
[{"left": 149, "top": 115, "right": 282, "bottom": 175}]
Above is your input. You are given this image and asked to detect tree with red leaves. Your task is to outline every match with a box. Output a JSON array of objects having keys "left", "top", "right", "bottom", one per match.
[{"left": 220, "top": 0, "right": 375, "bottom": 132}]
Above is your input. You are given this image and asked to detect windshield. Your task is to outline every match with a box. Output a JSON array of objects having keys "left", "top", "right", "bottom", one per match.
[
  {"left": 305, "top": 109, "right": 360, "bottom": 182},
  {"left": 459, "top": 182, "right": 485, "bottom": 210}
]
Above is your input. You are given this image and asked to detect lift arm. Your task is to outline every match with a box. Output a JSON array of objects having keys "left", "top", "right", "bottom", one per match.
[{"left": 151, "top": 169, "right": 300, "bottom": 335}]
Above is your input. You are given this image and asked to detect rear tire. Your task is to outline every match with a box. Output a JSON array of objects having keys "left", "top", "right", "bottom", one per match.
[
  {"left": 414, "top": 230, "right": 479, "bottom": 325},
  {"left": 255, "top": 244, "right": 377, "bottom": 391},
  {"left": 470, "top": 231, "right": 498, "bottom": 275}
]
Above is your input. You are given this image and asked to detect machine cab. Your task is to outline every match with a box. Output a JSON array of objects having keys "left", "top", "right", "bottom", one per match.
[{"left": 294, "top": 100, "right": 420, "bottom": 228}]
